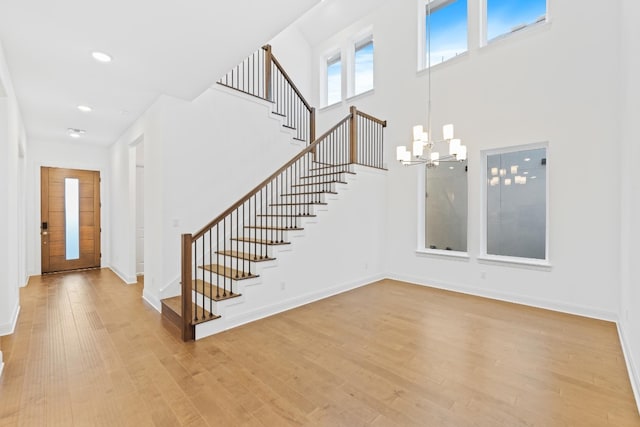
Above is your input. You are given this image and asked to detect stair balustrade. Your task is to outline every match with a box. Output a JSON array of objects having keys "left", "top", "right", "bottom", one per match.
[
  {"left": 218, "top": 45, "right": 315, "bottom": 144},
  {"left": 177, "top": 106, "right": 386, "bottom": 340}
]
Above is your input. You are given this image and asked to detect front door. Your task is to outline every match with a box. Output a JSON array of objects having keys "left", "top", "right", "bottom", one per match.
[{"left": 41, "top": 167, "right": 101, "bottom": 273}]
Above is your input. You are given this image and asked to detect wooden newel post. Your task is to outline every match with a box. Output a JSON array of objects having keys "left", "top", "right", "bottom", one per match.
[
  {"left": 264, "top": 44, "right": 273, "bottom": 102},
  {"left": 349, "top": 106, "right": 358, "bottom": 164},
  {"left": 310, "top": 107, "right": 316, "bottom": 144},
  {"left": 181, "top": 233, "right": 194, "bottom": 341}
]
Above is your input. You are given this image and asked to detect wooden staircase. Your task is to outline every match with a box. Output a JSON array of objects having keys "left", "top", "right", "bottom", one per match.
[
  {"left": 160, "top": 45, "right": 386, "bottom": 341},
  {"left": 160, "top": 162, "right": 360, "bottom": 336}
]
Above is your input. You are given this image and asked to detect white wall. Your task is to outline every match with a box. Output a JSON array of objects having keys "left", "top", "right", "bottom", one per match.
[
  {"left": 0, "top": 40, "right": 27, "bottom": 340},
  {"left": 270, "top": 26, "right": 315, "bottom": 104},
  {"left": 110, "top": 86, "right": 308, "bottom": 310},
  {"left": 310, "top": 0, "right": 620, "bottom": 320},
  {"left": 26, "top": 139, "right": 111, "bottom": 277},
  {"left": 619, "top": 0, "right": 640, "bottom": 409}
]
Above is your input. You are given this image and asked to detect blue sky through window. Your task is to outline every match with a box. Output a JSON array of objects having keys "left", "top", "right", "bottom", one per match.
[
  {"left": 487, "top": 0, "right": 546, "bottom": 40},
  {"left": 327, "top": 55, "right": 341, "bottom": 105},
  {"left": 427, "top": 0, "right": 468, "bottom": 66},
  {"left": 354, "top": 40, "right": 374, "bottom": 95}
]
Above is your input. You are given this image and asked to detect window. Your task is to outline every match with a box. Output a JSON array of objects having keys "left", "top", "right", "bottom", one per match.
[
  {"left": 426, "top": 160, "right": 468, "bottom": 252},
  {"left": 353, "top": 37, "right": 374, "bottom": 96},
  {"left": 64, "top": 177, "right": 80, "bottom": 260},
  {"left": 422, "top": 0, "right": 468, "bottom": 68},
  {"left": 326, "top": 53, "right": 342, "bottom": 106},
  {"left": 483, "top": 145, "right": 548, "bottom": 263},
  {"left": 487, "top": 0, "right": 546, "bottom": 41}
]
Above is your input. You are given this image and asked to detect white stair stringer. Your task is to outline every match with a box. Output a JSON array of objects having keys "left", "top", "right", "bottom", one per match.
[{"left": 194, "top": 165, "right": 387, "bottom": 340}]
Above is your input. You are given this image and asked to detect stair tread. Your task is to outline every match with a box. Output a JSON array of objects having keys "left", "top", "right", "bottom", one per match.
[
  {"left": 301, "top": 171, "right": 355, "bottom": 179},
  {"left": 245, "top": 225, "right": 304, "bottom": 231},
  {"left": 270, "top": 202, "right": 328, "bottom": 206},
  {"left": 282, "top": 124, "right": 296, "bottom": 130},
  {"left": 292, "top": 181, "right": 346, "bottom": 187},
  {"left": 193, "top": 279, "right": 242, "bottom": 302},
  {"left": 257, "top": 214, "right": 316, "bottom": 217},
  {"left": 199, "top": 264, "right": 258, "bottom": 280},
  {"left": 232, "top": 237, "right": 291, "bottom": 245},
  {"left": 161, "top": 296, "right": 220, "bottom": 325},
  {"left": 216, "top": 250, "right": 275, "bottom": 262},
  {"left": 281, "top": 191, "right": 338, "bottom": 196},
  {"left": 310, "top": 164, "right": 351, "bottom": 171}
]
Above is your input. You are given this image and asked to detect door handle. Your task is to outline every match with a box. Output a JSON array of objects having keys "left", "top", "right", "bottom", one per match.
[{"left": 42, "top": 231, "right": 48, "bottom": 236}]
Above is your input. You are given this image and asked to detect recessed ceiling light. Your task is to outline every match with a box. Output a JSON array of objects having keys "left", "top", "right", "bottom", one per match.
[
  {"left": 68, "top": 128, "right": 86, "bottom": 138},
  {"left": 449, "top": 166, "right": 454, "bottom": 170},
  {"left": 77, "top": 105, "right": 92, "bottom": 112},
  {"left": 92, "top": 51, "right": 112, "bottom": 63},
  {"left": 524, "top": 157, "right": 531, "bottom": 162}
]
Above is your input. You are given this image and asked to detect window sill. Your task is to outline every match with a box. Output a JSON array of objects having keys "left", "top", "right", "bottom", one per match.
[
  {"left": 417, "top": 51, "right": 469, "bottom": 75},
  {"left": 346, "top": 88, "right": 375, "bottom": 102},
  {"left": 416, "top": 248, "right": 469, "bottom": 260},
  {"left": 477, "top": 255, "right": 552, "bottom": 270},
  {"left": 319, "top": 101, "right": 343, "bottom": 113}
]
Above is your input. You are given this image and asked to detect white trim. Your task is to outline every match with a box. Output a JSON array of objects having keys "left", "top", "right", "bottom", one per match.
[
  {"left": 416, "top": 248, "right": 469, "bottom": 259},
  {"left": 0, "top": 351, "right": 4, "bottom": 378},
  {"left": 417, "top": 0, "right": 470, "bottom": 71},
  {"left": 195, "top": 273, "right": 385, "bottom": 339},
  {"left": 618, "top": 321, "right": 640, "bottom": 415},
  {"left": 387, "top": 273, "right": 617, "bottom": 322},
  {"left": 480, "top": 142, "right": 550, "bottom": 264},
  {"left": 108, "top": 265, "right": 137, "bottom": 285},
  {"left": 0, "top": 303, "right": 20, "bottom": 336},
  {"left": 477, "top": 255, "right": 552, "bottom": 269},
  {"left": 142, "top": 290, "right": 161, "bottom": 313},
  {"left": 417, "top": 154, "right": 469, "bottom": 255},
  {"left": 348, "top": 27, "right": 374, "bottom": 98}
]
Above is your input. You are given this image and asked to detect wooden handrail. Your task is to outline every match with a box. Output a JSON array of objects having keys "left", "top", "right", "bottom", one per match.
[
  {"left": 271, "top": 56, "right": 313, "bottom": 112},
  {"left": 192, "top": 114, "right": 352, "bottom": 241},
  {"left": 356, "top": 110, "right": 387, "bottom": 127}
]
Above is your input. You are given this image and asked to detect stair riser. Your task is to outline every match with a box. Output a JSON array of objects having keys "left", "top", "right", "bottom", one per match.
[
  {"left": 291, "top": 182, "right": 338, "bottom": 190},
  {"left": 280, "top": 194, "right": 328, "bottom": 203},
  {"left": 310, "top": 165, "right": 354, "bottom": 173},
  {"left": 251, "top": 217, "right": 301, "bottom": 228},
  {"left": 190, "top": 289, "right": 241, "bottom": 315},
  {"left": 301, "top": 173, "right": 347, "bottom": 181},
  {"left": 265, "top": 205, "right": 317, "bottom": 215},
  {"left": 213, "top": 253, "right": 275, "bottom": 266}
]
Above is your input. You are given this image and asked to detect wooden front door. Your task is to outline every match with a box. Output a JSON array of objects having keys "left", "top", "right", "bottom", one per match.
[{"left": 41, "top": 167, "right": 101, "bottom": 273}]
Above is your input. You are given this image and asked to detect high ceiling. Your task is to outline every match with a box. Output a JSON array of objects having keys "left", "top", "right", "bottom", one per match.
[{"left": 0, "top": 0, "right": 319, "bottom": 146}]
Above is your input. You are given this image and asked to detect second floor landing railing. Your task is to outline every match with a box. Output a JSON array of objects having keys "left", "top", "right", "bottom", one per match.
[{"left": 218, "top": 45, "right": 315, "bottom": 144}]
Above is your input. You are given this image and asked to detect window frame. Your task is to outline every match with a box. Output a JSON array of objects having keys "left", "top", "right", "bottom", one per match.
[
  {"left": 323, "top": 50, "right": 343, "bottom": 107},
  {"left": 416, "top": 162, "right": 470, "bottom": 259},
  {"left": 480, "top": 0, "right": 549, "bottom": 47},
  {"left": 479, "top": 142, "right": 551, "bottom": 267},
  {"left": 350, "top": 34, "right": 374, "bottom": 98},
  {"left": 417, "top": 0, "right": 469, "bottom": 71}
]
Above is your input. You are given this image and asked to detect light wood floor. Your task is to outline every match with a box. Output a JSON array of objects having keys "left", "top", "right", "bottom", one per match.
[{"left": 0, "top": 269, "right": 638, "bottom": 426}]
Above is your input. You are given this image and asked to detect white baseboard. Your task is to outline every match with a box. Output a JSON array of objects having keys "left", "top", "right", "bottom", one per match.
[
  {"left": 108, "top": 265, "right": 137, "bottom": 285},
  {"left": 142, "top": 290, "right": 161, "bottom": 313},
  {"left": 387, "top": 273, "right": 618, "bottom": 322},
  {"left": 618, "top": 321, "right": 640, "bottom": 415},
  {"left": 0, "top": 303, "right": 20, "bottom": 336},
  {"left": 195, "top": 273, "right": 385, "bottom": 340}
]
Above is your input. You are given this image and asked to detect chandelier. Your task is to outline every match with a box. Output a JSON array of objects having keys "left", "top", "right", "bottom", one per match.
[{"left": 396, "top": 0, "right": 467, "bottom": 167}]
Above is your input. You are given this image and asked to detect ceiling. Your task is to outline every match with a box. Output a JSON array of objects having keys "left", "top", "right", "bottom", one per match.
[{"left": 0, "top": 0, "right": 319, "bottom": 146}]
